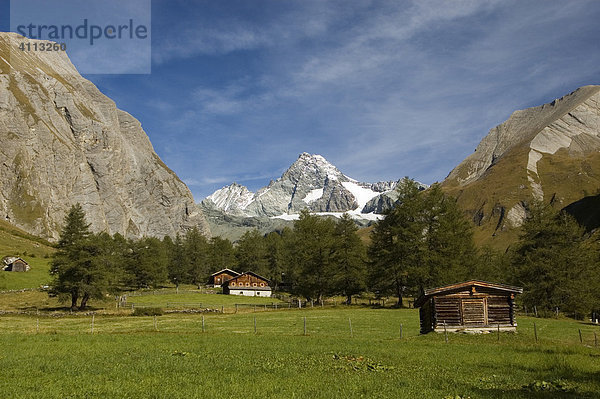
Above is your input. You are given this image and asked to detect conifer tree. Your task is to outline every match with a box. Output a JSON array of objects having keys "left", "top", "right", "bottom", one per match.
[
  {"left": 368, "top": 179, "right": 476, "bottom": 305},
  {"left": 264, "top": 231, "right": 286, "bottom": 290},
  {"left": 511, "top": 201, "right": 595, "bottom": 318},
  {"left": 124, "top": 237, "right": 169, "bottom": 289},
  {"left": 209, "top": 237, "right": 236, "bottom": 272},
  {"left": 368, "top": 178, "right": 423, "bottom": 306},
  {"left": 184, "top": 227, "right": 211, "bottom": 287},
  {"left": 418, "top": 184, "right": 476, "bottom": 288},
  {"left": 235, "top": 229, "right": 269, "bottom": 276},
  {"left": 332, "top": 214, "right": 367, "bottom": 304},
  {"left": 166, "top": 234, "right": 189, "bottom": 287},
  {"left": 289, "top": 210, "right": 336, "bottom": 302},
  {"left": 50, "top": 204, "right": 116, "bottom": 310}
]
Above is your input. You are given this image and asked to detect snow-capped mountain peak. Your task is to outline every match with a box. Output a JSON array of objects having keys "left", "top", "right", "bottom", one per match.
[
  {"left": 202, "top": 153, "right": 424, "bottom": 220},
  {"left": 206, "top": 182, "right": 254, "bottom": 214}
]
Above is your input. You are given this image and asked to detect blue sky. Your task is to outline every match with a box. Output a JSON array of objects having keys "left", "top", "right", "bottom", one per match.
[{"left": 3, "top": 0, "right": 600, "bottom": 200}]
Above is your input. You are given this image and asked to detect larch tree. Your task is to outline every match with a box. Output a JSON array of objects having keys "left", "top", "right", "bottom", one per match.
[
  {"left": 235, "top": 229, "right": 269, "bottom": 276},
  {"left": 332, "top": 214, "right": 367, "bottom": 304},
  {"left": 50, "top": 204, "right": 116, "bottom": 310},
  {"left": 289, "top": 210, "right": 336, "bottom": 303},
  {"left": 511, "top": 201, "right": 596, "bottom": 318},
  {"left": 184, "top": 227, "right": 211, "bottom": 287},
  {"left": 368, "top": 178, "right": 424, "bottom": 306}
]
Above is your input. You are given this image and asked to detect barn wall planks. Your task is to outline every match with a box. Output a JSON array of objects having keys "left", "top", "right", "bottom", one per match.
[{"left": 416, "top": 281, "right": 522, "bottom": 334}]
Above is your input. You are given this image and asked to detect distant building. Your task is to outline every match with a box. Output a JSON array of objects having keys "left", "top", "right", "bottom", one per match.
[
  {"left": 209, "top": 268, "right": 241, "bottom": 287},
  {"left": 222, "top": 272, "right": 272, "bottom": 297},
  {"left": 1, "top": 256, "right": 30, "bottom": 272},
  {"left": 414, "top": 280, "right": 522, "bottom": 334}
]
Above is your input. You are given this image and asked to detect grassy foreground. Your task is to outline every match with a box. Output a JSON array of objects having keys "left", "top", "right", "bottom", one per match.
[{"left": 0, "top": 308, "right": 599, "bottom": 398}]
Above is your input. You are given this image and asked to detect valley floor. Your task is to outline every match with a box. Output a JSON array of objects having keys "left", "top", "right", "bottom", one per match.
[{"left": 0, "top": 308, "right": 599, "bottom": 398}]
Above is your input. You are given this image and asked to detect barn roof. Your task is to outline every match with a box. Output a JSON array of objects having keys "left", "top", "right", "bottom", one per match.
[
  {"left": 414, "top": 280, "right": 523, "bottom": 307},
  {"left": 210, "top": 268, "right": 240, "bottom": 277}
]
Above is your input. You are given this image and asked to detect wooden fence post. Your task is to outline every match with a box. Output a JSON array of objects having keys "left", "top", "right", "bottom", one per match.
[
  {"left": 202, "top": 315, "right": 205, "bottom": 333},
  {"left": 349, "top": 318, "right": 353, "bottom": 338},
  {"left": 400, "top": 324, "right": 403, "bottom": 339},
  {"left": 579, "top": 329, "right": 583, "bottom": 344},
  {"left": 534, "top": 322, "right": 538, "bottom": 343},
  {"left": 254, "top": 317, "right": 257, "bottom": 334},
  {"left": 235, "top": 304, "right": 238, "bottom": 313},
  {"left": 303, "top": 317, "right": 307, "bottom": 336},
  {"left": 443, "top": 321, "right": 448, "bottom": 343}
]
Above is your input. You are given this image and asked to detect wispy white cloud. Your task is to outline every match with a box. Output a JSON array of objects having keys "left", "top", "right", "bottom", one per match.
[{"left": 110, "top": 0, "right": 600, "bottom": 200}]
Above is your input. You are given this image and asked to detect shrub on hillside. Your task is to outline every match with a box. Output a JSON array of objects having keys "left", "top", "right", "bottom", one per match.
[{"left": 132, "top": 307, "right": 164, "bottom": 316}]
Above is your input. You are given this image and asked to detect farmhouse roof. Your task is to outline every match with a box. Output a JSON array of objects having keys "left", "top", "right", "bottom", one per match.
[
  {"left": 210, "top": 268, "right": 240, "bottom": 277},
  {"left": 222, "top": 271, "right": 271, "bottom": 285},
  {"left": 414, "top": 280, "right": 523, "bottom": 307}
]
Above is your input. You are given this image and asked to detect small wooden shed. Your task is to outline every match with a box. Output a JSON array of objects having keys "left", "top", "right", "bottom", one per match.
[
  {"left": 414, "top": 280, "right": 522, "bottom": 334},
  {"left": 1, "top": 256, "right": 30, "bottom": 272}
]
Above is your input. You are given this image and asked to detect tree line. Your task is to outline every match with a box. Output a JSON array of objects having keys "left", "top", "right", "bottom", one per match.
[{"left": 51, "top": 179, "right": 600, "bottom": 318}]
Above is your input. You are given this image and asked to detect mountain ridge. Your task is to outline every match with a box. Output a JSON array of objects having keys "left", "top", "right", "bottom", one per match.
[
  {"left": 203, "top": 152, "right": 425, "bottom": 221},
  {"left": 0, "top": 32, "right": 210, "bottom": 240},
  {"left": 443, "top": 84, "right": 600, "bottom": 248}
]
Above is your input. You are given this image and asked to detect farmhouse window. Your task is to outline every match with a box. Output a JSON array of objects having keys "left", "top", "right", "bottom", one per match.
[
  {"left": 246, "top": 282, "right": 250, "bottom": 287},
  {"left": 231, "top": 282, "right": 236, "bottom": 286},
  {"left": 252, "top": 283, "right": 257, "bottom": 287},
  {"left": 260, "top": 283, "right": 265, "bottom": 287}
]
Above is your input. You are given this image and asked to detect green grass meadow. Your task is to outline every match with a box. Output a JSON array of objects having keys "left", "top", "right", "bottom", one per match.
[
  {"left": 0, "top": 220, "right": 54, "bottom": 290},
  {"left": 1, "top": 307, "right": 599, "bottom": 398}
]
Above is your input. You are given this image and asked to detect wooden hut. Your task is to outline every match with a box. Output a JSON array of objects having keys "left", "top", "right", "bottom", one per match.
[
  {"left": 222, "top": 272, "right": 271, "bottom": 297},
  {"left": 209, "top": 268, "right": 240, "bottom": 287},
  {"left": 414, "top": 280, "right": 522, "bottom": 334},
  {"left": 1, "top": 256, "right": 30, "bottom": 272}
]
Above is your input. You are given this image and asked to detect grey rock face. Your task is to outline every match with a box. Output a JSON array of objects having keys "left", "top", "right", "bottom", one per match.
[
  {"left": 0, "top": 33, "right": 210, "bottom": 240},
  {"left": 444, "top": 85, "right": 600, "bottom": 235},
  {"left": 362, "top": 191, "right": 398, "bottom": 214},
  {"left": 447, "top": 85, "right": 600, "bottom": 187}
]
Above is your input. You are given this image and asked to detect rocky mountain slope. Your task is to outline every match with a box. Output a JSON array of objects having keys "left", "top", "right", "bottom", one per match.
[
  {"left": 203, "top": 153, "right": 422, "bottom": 220},
  {"left": 0, "top": 33, "right": 210, "bottom": 240},
  {"left": 443, "top": 85, "right": 600, "bottom": 248}
]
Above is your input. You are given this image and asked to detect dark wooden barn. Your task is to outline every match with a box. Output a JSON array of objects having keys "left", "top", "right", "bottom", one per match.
[
  {"left": 414, "top": 280, "right": 522, "bottom": 334},
  {"left": 209, "top": 268, "right": 240, "bottom": 287},
  {"left": 1, "top": 256, "right": 30, "bottom": 272}
]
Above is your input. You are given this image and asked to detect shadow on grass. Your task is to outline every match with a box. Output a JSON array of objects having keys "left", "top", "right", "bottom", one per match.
[{"left": 469, "top": 387, "right": 597, "bottom": 399}]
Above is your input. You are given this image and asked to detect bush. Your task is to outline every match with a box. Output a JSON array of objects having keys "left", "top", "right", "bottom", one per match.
[{"left": 132, "top": 307, "right": 164, "bottom": 316}]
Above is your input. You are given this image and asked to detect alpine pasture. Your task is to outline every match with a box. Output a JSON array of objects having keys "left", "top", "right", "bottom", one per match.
[{"left": 1, "top": 301, "right": 600, "bottom": 398}]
